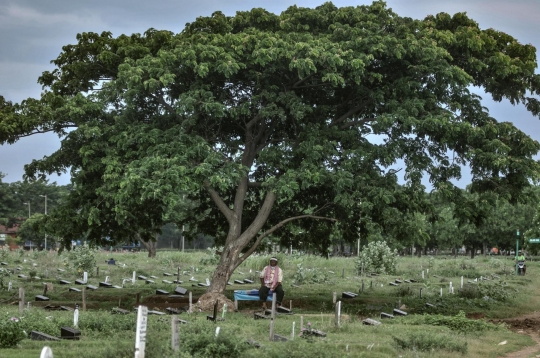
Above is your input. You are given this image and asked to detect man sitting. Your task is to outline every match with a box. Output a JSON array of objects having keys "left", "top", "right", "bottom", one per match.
[{"left": 259, "top": 257, "right": 284, "bottom": 310}]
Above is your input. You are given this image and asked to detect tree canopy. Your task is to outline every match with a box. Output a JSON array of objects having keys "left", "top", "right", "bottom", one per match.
[{"left": 1, "top": 1, "right": 540, "bottom": 294}]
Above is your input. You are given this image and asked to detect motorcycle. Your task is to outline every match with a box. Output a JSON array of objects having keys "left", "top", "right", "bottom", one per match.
[{"left": 516, "top": 260, "right": 526, "bottom": 276}]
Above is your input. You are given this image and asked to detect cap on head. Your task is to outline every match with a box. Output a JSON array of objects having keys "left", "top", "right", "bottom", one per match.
[{"left": 270, "top": 257, "right": 278, "bottom": 262}]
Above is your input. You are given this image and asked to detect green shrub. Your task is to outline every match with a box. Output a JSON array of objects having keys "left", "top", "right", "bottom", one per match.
[
  {"left": 199, "top": 247, "right": 220, "bottom": 266},
  {"left": 179, "top": 321, "right": 247, "bottom": 357},
  {"left": 64, "top": 244, "right": 98, "bottom": 275},
  {"left": 477, "top": 281, "right": 515, "bottom": 302},
  {"left": 393, "top": 331, "right": 467, "bottom": 354},
  {"left": 0, "top": 316, "right": 26, "bottom": 348},
  {"left": 355, "top": 241, "right": 398, "bottom": 275},
  {"left": 398, "top": 310, "right": 505, "bottom": 334},
  {"left": 292, "top": 264, "right": 330, "bottom": 284}
]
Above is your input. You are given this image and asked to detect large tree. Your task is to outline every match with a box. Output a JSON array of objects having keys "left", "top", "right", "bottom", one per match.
[{"left": 1, "top": 2, "right": 540, "bottom": 301}]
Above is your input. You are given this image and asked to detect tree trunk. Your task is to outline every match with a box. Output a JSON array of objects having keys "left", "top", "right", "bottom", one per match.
[
  {"left": 415, "top": 245, "right": 422, "bottom": 258},
  {"left": 470, "top": 247, "right": 475, "bottom": 259},
  {"left": 137, "top": 233, "right": 157, "bottom": 258}
]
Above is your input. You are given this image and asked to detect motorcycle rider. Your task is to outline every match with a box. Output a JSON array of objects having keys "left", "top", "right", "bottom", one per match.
[{"left": 516, "top": 250, "right": 526, "bottom": 274}]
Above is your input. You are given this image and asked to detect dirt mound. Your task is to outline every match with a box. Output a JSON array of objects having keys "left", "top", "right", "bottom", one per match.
[{"left": 196, "top": 292, "right": 235, "bottom": 312}]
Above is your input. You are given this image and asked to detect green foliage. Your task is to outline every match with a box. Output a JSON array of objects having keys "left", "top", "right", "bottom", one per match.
[
  {"left": 0, "top": 246, "right": 9, "bottom": 261},
  {"left": 64, "top": 244, "right": 98, "bottom": 275},
  {"left": 393, "top": 330, "right": 467, "bottom": 354},
  {"left": 199, "top": 247, "right": 220, "bottom": 266},
  {"left": 0, "top": 269, "right": 12, "bottom": 289},
  {"left": 292, "top": 263, "right": 330, "bottom": 284},
  {"left": 179, "top": 321, "right": 246, "bottom": 357},
  {"left": 399, "top": 311, "right": 505, "bottom": 334},
  {"left": 0, "top": 316, "right": 26, "bottom": 348},
  {"left": 477, "top": 281, "right": 516, "bottom": 302},
  {"left": 355, "top": 241, "right": 398, "bottom": 275}
]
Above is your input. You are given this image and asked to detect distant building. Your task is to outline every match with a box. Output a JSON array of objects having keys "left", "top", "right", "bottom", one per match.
[{"left": 0, "top": 224, "right": 19, "bottom": 246}]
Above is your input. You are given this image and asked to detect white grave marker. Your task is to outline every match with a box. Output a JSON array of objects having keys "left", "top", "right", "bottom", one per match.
[
  {"left": 105, "top": 276, "right": 110, "bottom": 284},
  {"left": 215, "top": 327, "right": 220, "bottom": 337},
  {"left": 132, "top": 271, "right": 136, "bottom": 284},
  {"left": 171, "top": 315, "right": 179, "bottom": 351},
  {"left": 8, "top": 281, "right": 12, "bottom": 291},
  {"left": 222, "top": 304, "right": 227, "bottom": 319},
  {"left": 135, "top": 305, "right": 148, "bottom": 358},
  {"left": 292, "top": 321, "right": 295, "bottom": 340},
  {"left": 206, "top": 278, "right": 210, "bottom": 286},
  {"left": 40, "top": 346, "right": 54, "bottom": 358},
  {"left": 422, "top": 270, "right": 424, "bottom": 279},
  {"left": 74, "top": 305, "right": 79, "bottom": 328}
]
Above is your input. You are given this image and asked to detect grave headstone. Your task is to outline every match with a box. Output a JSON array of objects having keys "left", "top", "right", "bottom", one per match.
[
  {"left": 380, "top": 312, "right": 394, "bottom": 319},
  {"left": 173, "top": 280, "right": 183, "bottom": 284},
  {"left": 87, "top": 285, "right": 98, "bottom": 290},
  {"left": 362, "top": 318, "right": 381, "bottom": 326},
  {"left": 272, "top": 334, "right": 288, "bottom": 342},
  {"left": 112, "top": 307, "right": 131, "bottom": 314},
  {"left": 150, "top": 276, "right": 157, "bottom": 279},
  {"left": 174, "top": 286, "right": 188, "bottom": 295},
  {"left": 31, "top": 331, "right": 60, "bottom": 341},
  {"left": 60, "top": 326, "right": 81, "bottom": 340},
  {"left": 166, "top": 307, "right": 182, "bottom": 314},
  {"left": 40, "top": 346, "right": 54, "bottom": 358},
  {"left": 138, "top": 275, "right": 148, "bottom": 280},
  {"left": 342, "top": 292, "right": 357, "bottom": 299},
  {"left": 59, "top": 280, "right": 71, "bottom": 285},
  {"left": 171, "top": 316, "right": 179, "bottom": 351},
  {"left": 234, "top": 280, "right": 244, "bottom": 284},
  {"left": 393, "top": 308, "right": 407, "bottom": 316},
  {"left": 243, "top": 278, "right": 254, "bottom": 284},
  {"left": 74, "top": 279, "right": 86, "bottom": 285},
  {"left": 145, "top": 279, "right": 155, "bottom": 284},
  {"left": 156, "top": 289, "right": 169, "bottom": 295},
  {"left": 69, "top": 287, "right": 81, "bottom": 292},
  {"left": 148, "top": 310, "right": 166, "bottom": 315},
  {"left": 164, "top": 272, "right": 172, "bottom": 276},
  {"left": 99, "top": 282, "right": 112, "bottom": 288},
  {"left": 35, "top": 295, "right": 50, "bottom": 301},
  {"left": 162, "top": 280, "right": 173, "bottom": 284},
  {"left": 135, "top": 306, "right": 148, "bottom": 358}
]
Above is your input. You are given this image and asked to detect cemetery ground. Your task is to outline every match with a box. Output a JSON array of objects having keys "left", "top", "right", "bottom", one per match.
[{"left": 0, "top": 249, "right": 539, "bottom": 357}]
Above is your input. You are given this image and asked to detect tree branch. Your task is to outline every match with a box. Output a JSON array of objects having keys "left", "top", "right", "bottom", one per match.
[
  {"left": 204, "top": 180, "right": 234, "bottom": 223},
  {"left": 339, "top": 117, "right": 376, "bottom": 129},
  {"left": 236, "top": 214, "right": 338, "bottom": 266}
]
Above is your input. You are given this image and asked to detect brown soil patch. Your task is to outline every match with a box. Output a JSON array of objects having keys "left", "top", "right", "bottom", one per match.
[{"left": 489, "top": 311, "right": 540, "bottom": 358}]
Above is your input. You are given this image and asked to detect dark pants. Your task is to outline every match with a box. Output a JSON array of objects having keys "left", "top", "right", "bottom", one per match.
[{"left": 259, "top": 284, "right": 285, "bottom": 305}]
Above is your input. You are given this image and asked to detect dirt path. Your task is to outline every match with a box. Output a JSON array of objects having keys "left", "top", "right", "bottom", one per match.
[{"left": 491, "top": 312, "right": 540, "bottom": 358}]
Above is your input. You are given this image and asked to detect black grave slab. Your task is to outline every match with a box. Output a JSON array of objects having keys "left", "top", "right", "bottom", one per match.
[
  {"left": 162, "top": 280, "right": 173, "bottom": 284},
  {"left": 166, "top": 307, "right": 183, "bottom": 314},
  {"left": 57, "top": 268, "right": 65, "bottom": 272},
  {"left": 31, "top": 331, "right": 60, "bottom": 341},
  {"left": 380, "top": 312, "right": 394, "bottom": 319},
  {"left": 395, "top": 279, "right": 403, "bottom": 284},
  {"left": 150, "top": 275, "right": 157, "bottom": 279},
  {"left": 163, "top": 272, "right": 172, "bottom": 276},
  {"left": 148, "top": 310, "right": 166, "bottom": 315},
  {"left": 137, "top": 275, "right": 148, "bottom": 280},
  {"left": 246, "top": 339, "right": 262, "bottom": 348},
  {"left": 60, "top": 326, "right": 81, "bottom": 340},
  {"left": 393, "top": 308, "right": 407, "bottom": 316},
  {"left": 69, "top": 287, "right": 81, "bottom": 292},
  {"left": 243, "top": 279, "right": 254, "bottom": 284},
  {"left": 234, "top": 280, "right": 244, "bottom": 284},
  {"left": 174, "top": 286, "right": 188, "bottom": 295},
  {"left": 302, "top": 329, "right": 326, "bottom": 337},
  {"left": 74, "top": 279, "right": 87, "bottom": 285},
  {"left": 156, "top": 289, "right": 169, "bottom": 295},
  {"left": 409, "top": 279, "right": 418, "bottom": 283},
  {"left": 227, "top": 282, "right": 233, "bottom": 285},
  {"left": 425, "top": 303, "right": 436, "bottom": 308},
  {"left": 112, "top": 307, "right": 130, "bottom": 314},
  {"left": 277, "top": 306, "right": 292, "bottom": 314},
  {"left": 173, "top": 280, "right": 183, "bottom": 284},
  {"left": 389, "top": 282, "right": 398, "bottom": 286},
  {"left": 362, "top": 318, "right": 381, "bottom": 326},
  {"left": 0, "top": 262, "right": 7, "bottom": 265},
  {"left": 198, "top": 282, "right": 209, "bottom": 287},
  {"left": 99, "top": 282, "right": 112, "bottom": 287},
  {"left": 87, "top": 285, "right": 98, "bottom": 290},
  {"left": 18, "top": 274, "right": 27, "bottom": 279},
  {"left": 35, "top": 295, "right": 50, "bottom": 301},
  {"left": 145, "top": 279, "right": 155, "bottom": 284},
  {"left": 59, "top": 280, "right": 71, "bottom": 285},
  {"left": 272, "top": 334, "right": 288, "bottom": 342},
  {"left": 254, "top": 312, "right": 270, "bottom": 320},
  {"left": 342, "top": 292, "right": 357, "bottom": 299}
]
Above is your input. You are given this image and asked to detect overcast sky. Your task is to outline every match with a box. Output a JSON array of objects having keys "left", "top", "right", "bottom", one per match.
[{"left": 1, "top": 0, "right": 539, "bottom": 186}]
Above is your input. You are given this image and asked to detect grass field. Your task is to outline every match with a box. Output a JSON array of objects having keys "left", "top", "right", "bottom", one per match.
[{"left": 0, "top": 248, "right": 538, "bottom": 357}]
